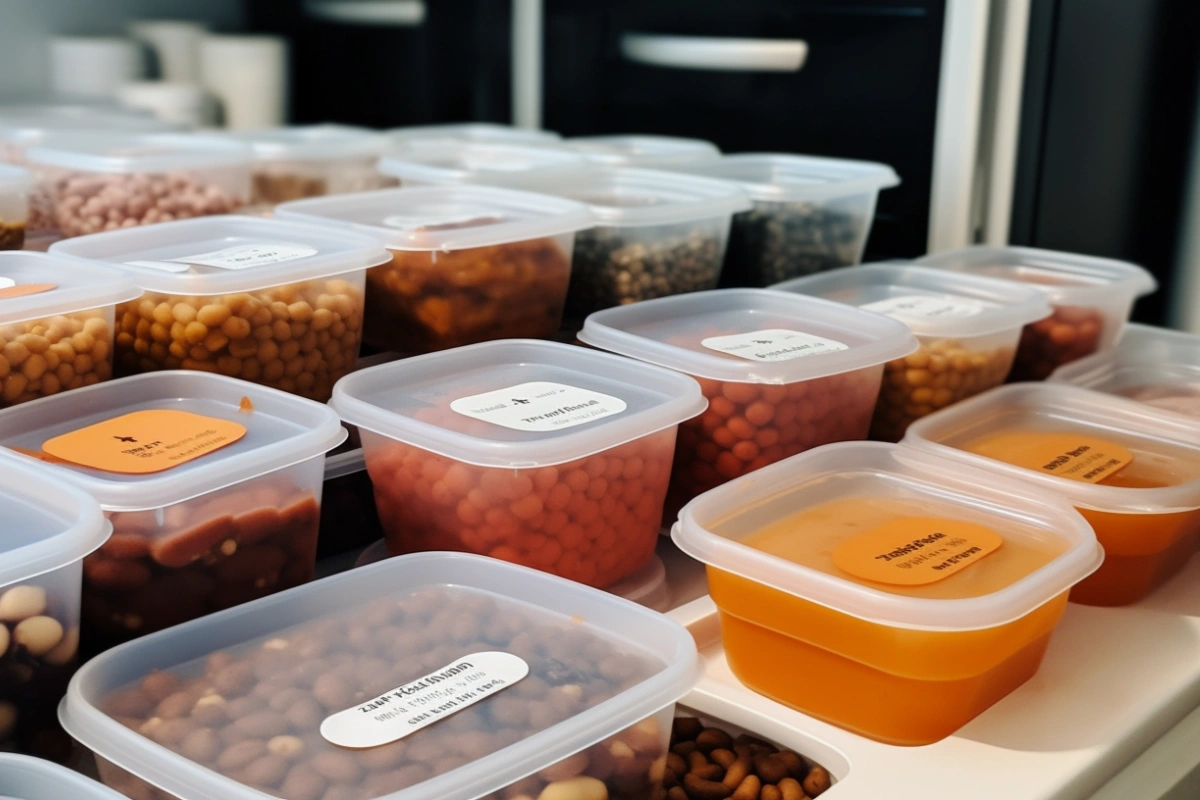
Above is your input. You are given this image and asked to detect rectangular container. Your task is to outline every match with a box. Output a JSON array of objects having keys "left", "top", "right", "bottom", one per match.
[
  {"left": 578, "top": 288, "right": 918, "bottom": 518},
  {"left": 916, "top": 245, "right": 1157, "bottom": 380},
  {"left": 50, "top": 215, "right": 389, "bottom": 402},
  {"left": 904, "top": 383, "right": 1200, "bottom": 606},
  {"left": 276, "top": 185, "right": 593, "bottom": 354},
  {"left": 60, "top": 551, "right": 700, "bottom": 800},
  {"left": 0, "top": 754, "right": 129, "bottom": 799},
  {"left": 386, "top": 122, "right": 562, "bottom": 146},
  {"left": 564, "top": 135, "right": 720, "bottom": 168},
  {"left": 330, "top": 339, "right": 706, "bottom": 587},
  {"left": 0, "top": 164, "right": 29, "bottom": 250},
  {"left": 773, "top": 262, "right": 1052, "bottom": 441},
  {"left": 0, "top": 371, "right": 346, "bottom": 650},
  {"left": 0, "top": 109, "right": 171, "bottom": 166},
  {"left": 672, "top": 441, "right": 1102, "bottom": 745},
  {"left": 375, "top": 141, "right": 589, "bottom": 188}
]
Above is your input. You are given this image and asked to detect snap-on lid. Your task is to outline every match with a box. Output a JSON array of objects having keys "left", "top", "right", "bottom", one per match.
[
  {"left": 672, "top": 153, "right": 901, "bottom": 203},
  {"left": 0, "top": 251, "right": 139, "bottom": 326}
]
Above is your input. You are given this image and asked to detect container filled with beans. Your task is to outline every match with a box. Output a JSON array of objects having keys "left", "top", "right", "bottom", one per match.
[
  {"left": 60, "top": 550, "right": 700, "bottom": 800},
  {"left": 0, "top": 164, "right": 29, "bottom": 249},
  {"left": 0, "top": 371, "right": 346, "bottom": 652},
  {"left": 0, "top": 108, "right": 171, "bottom": 166},
  {"left": 50, "top": 215, "right": 388, "bottom": 402},
  {"left": 375, "top": 140, "right": 589, "bottom": 189},
  {"left": 916, "top": 245, "right": 1157, "bottom": 381},
  {"left": 0, "top": 752, "right": 131, "bottom": 798},
  {"left": 331, "top": 339, "right": 705, "bottom": 587},
  {"left": 773, "top": 262, "right": 1053, "bottom": 441},
  {"left": 277, "top": 186, "right": 593, "bottom": 354},
  {"left": 565, "top": 136, "right": 720, "bottom": 169},
  {"left": 578, "top": 289, "right": 918, "bottom": 519},
  {"left": 386, "top": 122, "right": 563, "bottom": 147}
]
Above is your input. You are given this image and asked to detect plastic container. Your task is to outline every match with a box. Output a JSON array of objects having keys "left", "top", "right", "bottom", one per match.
[
  {"left": 672, "top": 441, "right": 1102, "bottom": 745},
  {"left": 0, "top": 165, "right": 29, "bottom": 250},
  {"left": 671, "top": 154, "right": 900, "bottom": 286},
  {"left": 0, "top": 252, "right": 140, "bottom": 408},
  {"left": 0, "top": 108, "right": 170, "bottom": 166},
  {"left": 50, "top": 216, "right": 389, "bottom": 401},
  {"left": 376, "top": 141, "right": 589, "bottom": 188},
  {"left": 331, "top": 339, "right": 705, "bottom": 587},
  {"left": 578, "top": 288, "right": 918, "bottom": 517},
  {"left": 386, "top": 121, "right": 562, "bottom": 146},
  {"left": 916, "top": 245, "right": 1157, "bottom": 380},
  {"left": 772, "top": 262, "right": 1053, "bottom": 441},
  {"left": 904, "top": 383, "right": 1200, "bottom": 606},
  {"left": 565, "top": 135, "right": 720, "bottom": 168},
  {"left": 0, "top": 371, "right": 346, "bottom": 650},
  {"left": 60, "top": 551, "right": 700, "bottom": 800},
  {"left": 0, "top": 754, "right": 128, "bottom": 799},
  {"left": 276, "top": 185, "right": 593, "bottom": 353}
]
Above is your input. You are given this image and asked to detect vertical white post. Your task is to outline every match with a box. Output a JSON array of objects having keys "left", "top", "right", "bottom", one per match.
[{"left": 512, "top": 0, "right": 543, "bottom": 130}]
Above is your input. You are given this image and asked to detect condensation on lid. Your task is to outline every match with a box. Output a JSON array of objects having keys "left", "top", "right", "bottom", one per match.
[{"left": 0, "top": 251, "right": 139, "bottom": 326}]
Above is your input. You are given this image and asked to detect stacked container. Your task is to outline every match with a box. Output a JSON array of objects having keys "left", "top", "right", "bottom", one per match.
[
  {"left": 565, "top": 134, "right": 720, "bottom": 168},
  {"left": 376, "top": 141, "right": 588, "bottom": 188},
  {"left": 0, "top": 164, "right": 29, "bottom": 250}
]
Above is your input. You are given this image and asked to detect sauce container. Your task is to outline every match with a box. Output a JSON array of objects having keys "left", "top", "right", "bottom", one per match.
[
  {"left": 376, "top": 141, "right": 588, "bottom": 188},
  {"left": 0, "top": 164, "right": 29, "bottom": 250},
  {"left": 916, "top": 245, "right": 1157, "bottom": 380},
  {"left": 672, "top": 441, "right": 1102, "bottom": 745},
  {"left": 578, "top": 288, "right": 917, "bottom": 517},
  {"left": 330, "top": 339, "right": 705, "bottom": 587},
  {"left": 565, "top": 135, "right": 720, "bottom": 168},
  {"left": 386, "top": 122, "right": 562, "bottom": 146},
  {"left": 0, "top": 753, "right": 128, "bottom": 799},
  {"left": 0, "top": 371, "right": 346, "bottom": 650},
  {"left": 60, "top": 551, "right": 700, "bottom": 800},
  {"left": 904, "top": 383, "right": 1200, "bottom": 606},
  {"left": 50, "top": 215, "right": 389, "bottom": 402}
]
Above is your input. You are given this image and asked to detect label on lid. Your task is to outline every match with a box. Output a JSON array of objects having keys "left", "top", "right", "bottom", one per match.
[
  {"left": 42, "top": 410, "right": 247, "bottom": 474},
  {"left": 0, "top": 281, "right": 56, "bottom": 299},
  {"left": 861, "top": 294, "right": 985, "bottom": 321},
  {"left": 833, "top": 517, "right": 1004, "bottom": 586},
  {"left": 701, "top": 329, "right": 848, "bottom": 362},
  {"left": 450, "top": 381, "right": 626, "bottom": 432},
  {"left": 972, "top": 432, "right": 1134, "bottom": 485}
]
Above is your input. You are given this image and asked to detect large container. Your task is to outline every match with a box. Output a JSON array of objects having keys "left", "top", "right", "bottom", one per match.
[
  {"left": 386, "top": 122, "right": 562, "bottom": 146},
  {"left": 375, "top": 141, "right": 589, "bottom": 188},
  {"left": 276, "top": 185, "right": 593, "bottom": 354},
  {"left": 331, "top": 339, "right": 705, "bottom": 587},
  {"left": 916, "top": 245, "right": 1157, "bottom": 381},
  {"left": 0, "top": 371, "right": 346, "bottom": 650},
  {"left": 578, "top": 289, "right": 918, "bottom": 517},
  {"left": 0, "top": 754, "right": 128, "bottom": 799},
  {"left": 60, "top": 551, "right": 700, "bottom": 800},
  {"left": 672, "top": 441, "right": 1102, "bottom": 745},
  {"left": 565, "top": 135, "right": 720, "bottom": 168},
  {"left": 50, "top": 216, "right": 389, "bottom": 402},
  {"left": 773, "top": 262, "right": 1052, "bottom": 441},
  {"left": 0, "top": 164, "right": 29, "bottom": 250},
  {"left": 905, "top": 383, "right": 1200, "bottom": 606}
]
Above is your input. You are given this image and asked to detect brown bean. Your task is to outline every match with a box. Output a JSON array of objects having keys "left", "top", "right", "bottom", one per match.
[{"left": 0, "top": 313, "right": 113, "bottom": 408}]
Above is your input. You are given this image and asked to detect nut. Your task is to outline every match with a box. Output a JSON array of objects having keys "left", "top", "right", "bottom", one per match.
[
  {"left": 1009, "top": 304, "right": 1105, "bottom": 381},
  {"left": 0, "top": 585, "right": 47, "bottom": 621},
  {"left": 724, "top": 202, "right": 864, "bottom": 286},
  {"left": 12, "top": 615, "right": 63, "bottom": 656},
  {"left": 0, "top": 220, "right": 24, "bottom": 250},
  {"left": 0, "top": 313, "right": 113, "bottom": 408},
  {"left": 669, "top": 718, "right": 831, "bottom": 799}
]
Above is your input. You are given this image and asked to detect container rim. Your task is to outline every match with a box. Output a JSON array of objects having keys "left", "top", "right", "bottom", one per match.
[{"left": 669, "top": 152, "right": 901, "bottom": 202}]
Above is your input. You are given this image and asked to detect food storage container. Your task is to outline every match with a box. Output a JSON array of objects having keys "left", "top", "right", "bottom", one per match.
[
  {"left": 565, "top": 135, "right": 720, "bottom": 168},
  {"left": 0, "top": 753, "right": 128, "bottom": 798},
  {"left": 331, "top": 338, "right": 705, "bottom": 587},
  {"left": 60, "top": 551, "right": 701, "bottom": 800},
  {"left": 0, "top": 251, "right": 139, "bottom": 408},
  {"left": 0, "top": 456, "right": 109, "bottom": 761},
  {"left": 0, "top": 108, "right": 171, "bottom": 166},
  {"left": 376, "top": 141, "right": 589, "bottom": 188},
  {"left": 904, "top": 382, "right": 1200, "bottom": 606},
  {"left": 671, "top": 153, "right": 900, "bottom": 286},
  {"left": 386, "top": 121, "right": 562, "bottom": 146},
  {"left": 672, "top": 440, "right": 1102, "bottom": 745},
  {"left": 0, "top": 370, "right": 346, "bottom": 650},
  {"left": 0, "top": 164, "right": 29, "bottom": 250},
  {"left": 50, "top": 215, "right": 388, "bottom": 402},
  {"left": 276, "top": 185, "right": 593, "bottom": 353},
  {"left": 578, "top": 288, "right": 918, "bottom": 517},
  {"left": 773, "top": 262, "right": 1052, "bottom": 441},
  {"left": 916, "top": 245, "right": 1157, "bottom": 381}
]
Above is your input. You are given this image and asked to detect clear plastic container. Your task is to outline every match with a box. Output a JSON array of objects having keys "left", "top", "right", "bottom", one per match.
[
  {"left": 671, "top": 154, "right": 901, "bottom": 286},
  {"left": 330, "top": 339, "right": 706, "bottom": 587},
  {"left": 0, "top": 251, "right": 140, "bottom": 408},
  {"left": 772, "top": 262, "right": 1053, "bottom": 441},
  {"left": 904, "top": 383, "right": 1200, "bottom": 606},
  {"left": 672, "top": 441, "right": 1102, "bottom": 745},
  {"left": 386, "top": 122, "right": 562, "bottom": 146},
  {"left": 0, "top": 754, "right": 128, "bottom": 799},
  {"left": 0, "top": 165, "right": 29, "bottom": 250},
  {"left": 565, "top": 135, "right": 720, "bottom": 168},
  {"left": 276, "top": 185, "right": 593, "bottom": 353},
  {"left": 376, "top": 141, "right": 589, "bottom": 188},
  {"left": 0, "top": 371, "right": 346, "bottom": 650},
  {"left": 0, "top": 108, "right": 172, "bottom": 166},
  {"left": 578, "top": 288, "right": 918, "bottom": 518},
  {"left": 49, "top": 215, "right": 389, "bottom": 401},
  {"left": 60, "top": 551, "right": 700, "bottom": 800},
  {"left": 915, "top": 245, "right": 1157, "bottom": 381}
]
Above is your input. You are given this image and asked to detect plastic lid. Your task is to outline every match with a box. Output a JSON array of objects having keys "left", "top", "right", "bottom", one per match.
[
  {"left": 331, "top": 339, "right": 706, "bottom": 468},
  {"left": 0, "top": 754, "right": 129, "bottom": 799},
  {"left": 224, "top": 123, "right": 389, "bottom": 163},
  {"left": 0, "top": 252, "right": 139, "bottom": 325},
  {"left": 577, "top": 288, "right": 918, "bottom": 384},
  {"left": 603, "top": 554, "right": 670, "bottom": 612},
  {"left": 0, "top": 164, "right": 29, "bottom": 191},
  {"left": 771, "top": 262, "right": 1052, "bottom": 339},
  {"left": 566, "top": 135, "right": 720, "bottom": 167},
  {"left": 0, "top": 371, "right": 347, "bottom": 511},
  {"left": 61, "top": 551, "right": 700, "bottom": 800},
  {"left": 49, "top": 215, "right": 390, "bottom": 296},
  {"left": 671, "top": 153, "right": 901, "bottom": 203},
  {"left": 0, "top": 110, "right": 171, "bottom": 149},
  {"left": 275, "top": 185, "right": 594, "bottom": 251},
  {"left": 376, "top": 141, "right": 588, "bottom": 185},
  {"left": 25, "top": 132, "right": 253, "bottom": 174},
  {"left": 386, "top": 122, "right": 562, "bottom": 145}
]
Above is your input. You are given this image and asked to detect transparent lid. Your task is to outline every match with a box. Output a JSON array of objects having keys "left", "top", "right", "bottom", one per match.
[
  {"left": 0, "top": 252, "right": 139, "bottom": 326},
  {"left": 671, "top": 153, "right": 901, "bottom": 203},
  {"left": 0, "top": 110, "right": 172, "bottom": 150},
  {"left": 331, "top": 339, "right": 706, "bottom": 468},
  {"left": 376, "top": 141, "right": 588, "bottom": 185},
  {"left": 50, "top": 215, "right": 390, "bottom": 296},
  {"left": 223, "top": 123, "right": 389, "bottom": 163},
  {"left": 386, "top": 122, "right": 562, "bottom": 146},
  {"left": 672, "top": 441, "right": 1101, "bottom": 631},
  {"left": 577, "top": 288, "right": 918, "bottom": 384},
  {"left": 565, "top": 135, "right": 720, "bottom": 167},
  {"left": 771, "top": 262, "right": 1052, "bottom": 338},
  {"left": 25, "top": 132, "right": 253, "bottom": 174},
  {"left": 61, "top": 551, "right": 700, "bottom": 800},
  {"left": 275, "top": 185, "right": 594, "bottom": 251},
  {"left": 0, "top": 164, "right": 29, "bottom": 191},
  {"left": 0, "top": 754, "right": 129, "bottom": 800}
]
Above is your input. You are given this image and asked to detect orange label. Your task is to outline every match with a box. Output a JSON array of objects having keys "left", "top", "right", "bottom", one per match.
[
  {"left": 832, "top": 517, "right": 1005, "bottom": 586},
  {"left": 0, "top": 283, "right": 56, "bottom": 300},
  {"left": 974, "top": 431, "right": 1134, "bottom": 484},
  {"left": 42, "top": 410, "right": 246, "bottom": 474}
]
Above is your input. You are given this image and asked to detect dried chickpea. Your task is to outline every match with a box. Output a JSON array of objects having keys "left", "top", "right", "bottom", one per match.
[{"left": 0, "top": 311, "right": 113, "bottom": 407}]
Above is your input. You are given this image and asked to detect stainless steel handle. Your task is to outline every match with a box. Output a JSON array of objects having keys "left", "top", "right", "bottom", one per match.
[{"left": 620, "top": 33, "right": 808, "bottom": 72}]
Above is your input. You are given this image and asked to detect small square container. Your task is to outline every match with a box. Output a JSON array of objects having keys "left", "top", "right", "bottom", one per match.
[
  {"left": 276, "top": 185, "right": 593, "bottom": 353},
  {"left": 904, "top": 383, "right": 1200, "bottom": 606},
  {"left": 386, "top": 121, "right": 562, "bottom": 146},
  {"left": 564, "top": 135, "right": 720, "bottom": 168},
  {"left": 0, "top": 371, "right": 347, "bottom": 650},
  {"left": 671, "top": 153, "right": 901, "bottom": 286},
  {"left": 578, "top": 289, "right": 918, "bottom": 517},
  {"left": 49, "top": 216, "right": 390, "bottom": 402},
  {"left": 773, "top": 262, "right": 1053, "bottom": 440},
  {"left": 60, "top": 551, "right": 700, "bottom": 800},
  {"left": 330, "top": 339, "right": 706, "bottom": 587},
  {"left": 916, "top": 245, "right": 1157, "bottom": 380},
  {"left": 0, "top": 251, "right": 140, "bottom": 408},
  {"left": 0, "top": 754, "right": 128, "bottom": 799},
  {"left": 376, "top": 141, "right": 589, "bottom": 188},
  {"left": 0, "top": 165, "right": 29, "bottom": 250}
]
